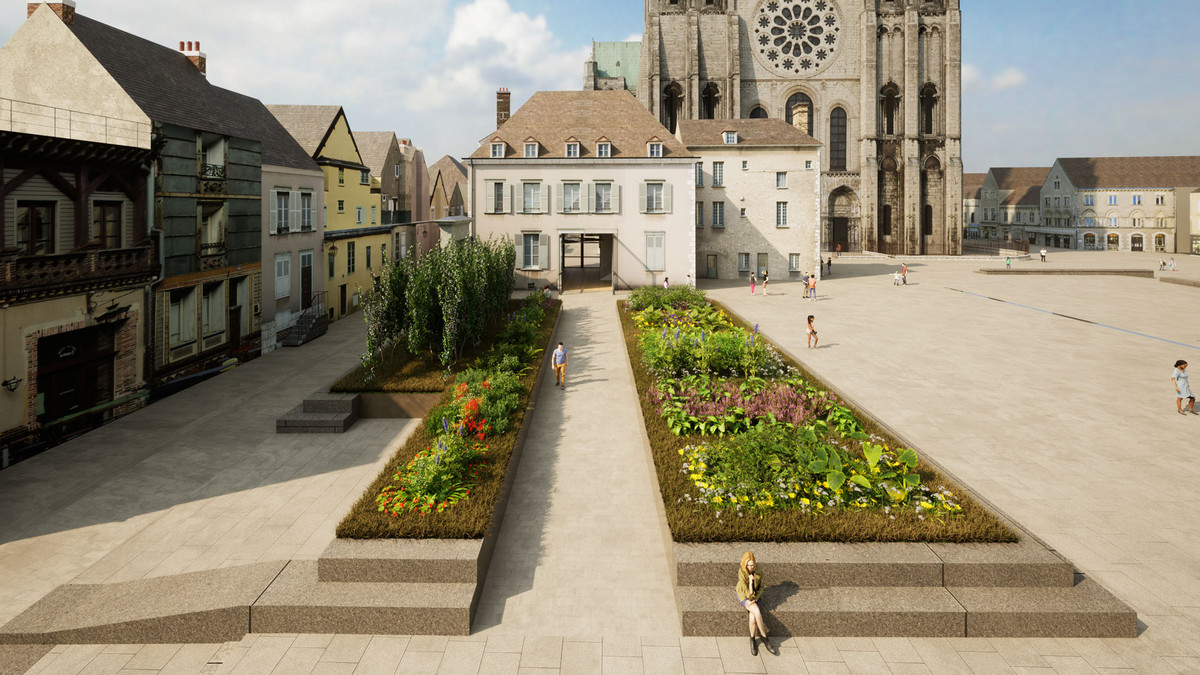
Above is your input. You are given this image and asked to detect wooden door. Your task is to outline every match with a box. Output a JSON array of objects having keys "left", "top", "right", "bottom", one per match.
[{"left": 300, "top": 251, "right": 313, "bottom": 309}]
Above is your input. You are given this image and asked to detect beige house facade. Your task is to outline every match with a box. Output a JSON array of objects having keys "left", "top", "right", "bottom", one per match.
[
  {"left": 261, "top": 163, "right": 325, "bottom": 351},
  {"left": 679, "top": 119, "right": 822, "bottom": 281},
  {"left": 961, "top": 172, "right": 985, "bottom": 239},
  {"left": 1190, "top": 189, "right": 1200, "bottom": 255},
  {"left": 468, "top": 90, "right": 695, "bottom": 291},
  {"left": 978, "top": 167, "right": 1048, "bottom": 244},
  {"left": 1042, "top": 157, "right": 1200, "bottom": 253}
]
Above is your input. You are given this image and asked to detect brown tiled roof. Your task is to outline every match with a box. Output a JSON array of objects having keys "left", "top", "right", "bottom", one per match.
[
  {"left": 989, "top": 167, "right": 1050, "bottom": 207},
  {"left": 354, "top": 132, "right": 398, "bottom": 177},
  {"left": 1056, "top": 156, "right": 1200, "bottom": 190},
  {"left": 678, "top": 119, "right": 820, "bottom": 147},
  {"left": 962, "top": 172, "right": 986, "bottom": 200},
  {"left": 265, "top": 105, "right": 345, "bottom": 157},
  {"left": 469, "top": 90, "right": 690, "bottom": 159},
  {"left": 428, "top": 155, "right": 468, "bottom": 194},
  {"left": 67, "top": 14, "right": 316, "bottom": 172}
]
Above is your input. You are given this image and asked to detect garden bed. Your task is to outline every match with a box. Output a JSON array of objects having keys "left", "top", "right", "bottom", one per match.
[
  {"left": 336, "top": 299, "right": 560, "bottom": 539},
  {"left": 619, "top": 288, "right": 1016, "bottom": 543}
]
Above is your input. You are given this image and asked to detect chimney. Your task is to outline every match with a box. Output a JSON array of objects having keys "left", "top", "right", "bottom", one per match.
[
  {"left": 496, "top": 88, "right": 511, "bottom": 129},
  {"left": 27, "top": 0, "right": 76, "bottom": 24},
  {"left": 791, "top": 103, "right": 809, "bottom": 135},
  {"left": 179, "top": 40, "right": 207, "bottom": 77}
]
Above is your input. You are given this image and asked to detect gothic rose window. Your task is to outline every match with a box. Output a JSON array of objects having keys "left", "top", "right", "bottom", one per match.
[{"left": 752, "top": 0, "right": 841, "bottom": 77}]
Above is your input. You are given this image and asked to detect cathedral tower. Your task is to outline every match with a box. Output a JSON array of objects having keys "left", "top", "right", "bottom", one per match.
[{"left": 639, "top": 0, "right": 963, "bottom": 255}]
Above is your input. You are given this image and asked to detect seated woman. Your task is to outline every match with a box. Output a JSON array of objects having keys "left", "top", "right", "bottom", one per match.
[{"left": 737, "top": 551, "right": 778, "bottom": 656}]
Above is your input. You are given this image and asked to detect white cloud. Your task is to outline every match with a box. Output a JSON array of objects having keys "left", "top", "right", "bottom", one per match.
[
  {"left": 624, "top": 32, "right": 644, "bottom": 42},
  {"left": 962, "top": 63, "right": 982, "bottom": 90},
  {"left": 991, "top": 68, "right": 1027, "bottom": 91}
]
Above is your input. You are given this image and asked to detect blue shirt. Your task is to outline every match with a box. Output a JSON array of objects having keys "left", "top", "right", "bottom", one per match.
[{"left": 553, "top": 347, "right": 566, "bottom": 365}]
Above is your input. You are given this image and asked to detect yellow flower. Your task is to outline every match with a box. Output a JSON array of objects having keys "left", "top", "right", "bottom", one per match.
[
  {"left": 713, "top": 496, "right": 723, "bottom": 504},
  {"left": 800, "top": 498, "right": 810, "bottom": 505},
  {"left": 787, "top": 493, "right": 796, "bottom": 499}
]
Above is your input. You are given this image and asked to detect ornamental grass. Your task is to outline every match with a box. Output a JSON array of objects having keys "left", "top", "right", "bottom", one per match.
[
  {"left": 621, "top": 296, "right": 1017, "bottom": 543},
  {"left": 336, "top": 300, "right": 559, "bottom": 539}
]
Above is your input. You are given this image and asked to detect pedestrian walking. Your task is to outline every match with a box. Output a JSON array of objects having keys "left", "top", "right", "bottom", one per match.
[
  {"left": 737, "top": 552, "right": 778, "bottom": 656},
  {"left": 826, "top": 257, "right": 832, "bottom": 275},
  {"left": 1174, "top": 360, "right": 1196, "bottom": 415},
  {"left": 663, "top": 277, "right": 670, "bottom": 289},
  {"left": 901, "top": 262, "right": 908, "bottom": 285},
  {"left": 1040, "top": 248, "right": 1047, "bottom": 262},
  {"left": 807, "top": 272, "right": 817, "bottom": 300},
  {"left": 806, "top": 315, "right": 818, "bottom": 349},
  {"left": 749, "top": 273, "right": 756, "bottom": 295},
  {"left": 1169, "top": 258, "right": 1176, "bottom": 272},
  {"left": 1005, "top": 256, "right": 1012, "bottom": 270},
  {"left": 686, "top": 274, "right": 693, "bottom": 286},
  {"left": 1160, "top": 259, "right": 1167, "bottom": 271},
  {"left": 893, "top": 270, "right": 901, "bottom": 286},
  {"left": 552, "top": 341, "right": 568, "bottom": 390},
  {"left": 835, "top": 243, "right": 842, "bottom": 258},
  {"left": 760, "top": 271, "right": 769, "bottom": 296}
]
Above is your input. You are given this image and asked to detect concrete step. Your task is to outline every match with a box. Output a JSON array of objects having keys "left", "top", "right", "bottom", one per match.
[
  {"left": 679, "top": 585, "right": 965, "bottom": 637},
  {"left": 251, "top": 561, "right": 474, "bottom": 636},
  {"left": 678, "top": 578, "right": 1136, "bottom": 638},
  {"left": 318, "top": 539, "right": 481, "bottom": 583},
  {"left": 676, "top": 539, "right": 1074, "bottom": 589},
  {"left": 0, "top": 562, "right": 286, "bottom": 644},
  {"left": 949, "top": 578, "right": 1137, "bottom": 638},
  {"left": 275, "top": 404, "right": 358, "bottom": 434},
  {"left": 302, "top": 393, "right": 361, "bottom": 415}
]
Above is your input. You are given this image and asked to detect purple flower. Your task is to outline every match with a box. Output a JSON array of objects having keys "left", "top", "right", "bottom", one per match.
[
  {"left": 442, "top": 417, "right": 449, "bottom": 434},
  {"left": 754, "top": 324, "right": 759, "bottom": 335}
]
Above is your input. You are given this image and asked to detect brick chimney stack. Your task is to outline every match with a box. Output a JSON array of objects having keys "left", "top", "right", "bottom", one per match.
[
  {"left": 496, "top": 88, "right": 511, "bottom": 129},
  {"left": 179, "top": 40, "right": 207, "bottom": 77},
  {"left": 27, "top": 0, "right": 76, "bottom": 24}
]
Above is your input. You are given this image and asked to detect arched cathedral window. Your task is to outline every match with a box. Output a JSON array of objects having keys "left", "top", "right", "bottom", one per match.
[
  {"left": 784, "top": 92, "right": 814, "bottom": 135},
  {"left": 702, "top": 83, "right": 721, "bottom": 120},
  {"left": 829, "top": 107, "right": 847, "bottom": 171},
  {"left": 749, "top": 106, "right": 768, "bottom": 119},
  {"left": 921, "top": 83, "right": 938, "bottom": 135},
  {"left": 663, "top": 83, "right": 683, "bottom": 134},
  {"left": 880, "top": 84, "right": 899, "bottom": 136}
]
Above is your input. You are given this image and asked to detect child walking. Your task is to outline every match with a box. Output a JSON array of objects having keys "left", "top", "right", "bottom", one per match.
[
  {"left": 749, "top": 273, "right": 756, "bottom": 295},
  {"left": 806, "top": 315, "right": 818, "bottom": 349}
]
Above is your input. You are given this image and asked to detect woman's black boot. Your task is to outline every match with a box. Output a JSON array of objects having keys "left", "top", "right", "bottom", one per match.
[{"left": 750, "top": 635, "right": 758, "bottom": 656}]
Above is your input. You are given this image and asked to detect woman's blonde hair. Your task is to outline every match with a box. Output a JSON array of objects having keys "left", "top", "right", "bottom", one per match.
[{"left": 740, "top": 551, "right": 756, "bottom": 576}]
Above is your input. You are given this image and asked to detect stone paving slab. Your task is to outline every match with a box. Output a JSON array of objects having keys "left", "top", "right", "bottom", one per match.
[
  {"left": 929, "top": 537, "right": 1075, "bottom": 587},
  {"left": 950, "top": 578, "right": 1138, "bottom": 638},
  {"left": 318, "top": 538, "right": 482, "bottom": 583},
  {"left": 675, "top": 542, "right": 944, "bottom": 588}
]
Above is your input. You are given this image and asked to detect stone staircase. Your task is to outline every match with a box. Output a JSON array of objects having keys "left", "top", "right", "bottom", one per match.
[
  {"left": 276, "top": 392, "right": 360, "bottom": 434},
  {"left": 675, "top": 539, "right": 1137, "bottom": 638},
  {"left": 280, "top": 292, "right": 329, "bottom": 348}
]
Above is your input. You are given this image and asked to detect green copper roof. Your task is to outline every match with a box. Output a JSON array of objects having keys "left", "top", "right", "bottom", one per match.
[{"left": 592, "top": 41, "right": 641, "bottom": 92}]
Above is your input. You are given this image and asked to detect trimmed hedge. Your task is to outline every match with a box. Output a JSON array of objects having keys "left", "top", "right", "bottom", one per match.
[
  {"left": 336, "top": 300, "right": 560, "bottom": 539},
  {"left": 621, "top": 298, "right": 1018, "bottom": 543}
]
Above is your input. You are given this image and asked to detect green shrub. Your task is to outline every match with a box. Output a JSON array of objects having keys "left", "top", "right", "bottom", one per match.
[{"left": 627, "top": 285, "right": 708, "bottom": 312}]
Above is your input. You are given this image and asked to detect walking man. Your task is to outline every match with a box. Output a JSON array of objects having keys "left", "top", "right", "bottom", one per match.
[
  {"left": 807, "top": 272, "right": 817, "bottom": 300},
  {"left": 553, "top": 342, "right": 568, "bottom": 390},
  {"left": 826, "top": 257, "right": 832, "bottom": 275},
  {"left": 1040, "top": 247, "right": 1047, "bottom": 262},
  {"left": 835, "top": 243, "right": 842, "bottom": 258},
  {"left": 901, "top": 262, "right": 908, "bottom": 285}
]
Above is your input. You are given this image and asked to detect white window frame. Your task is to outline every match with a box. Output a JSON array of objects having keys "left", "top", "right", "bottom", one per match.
[
  {"left": 524, "top": 142, "right": 538, "bottom": 158},
  {"left": 712, "top": 201, "right": 725, "bottom": 228},
  {"left": 788, "top": 253, "right": 801, "bottom": 272},
  {"left": 597, "top": 142, "right": 611, "bottom": 158},
  {"left": 594, "top": 182, "right": 613, "bottom": 213},
  {"left": 776, "top": 171, "right": 787, "bottom": 189},
  {"left": 370, "top": 205, "right": 377, "bottom": 225},
  {"left": 273, "top": 190, "right": 290, "bottom": 234},
  {"left": 712, "top": 162, "right": 724, "bottom": 187},
  {"left": 168, "top": 287, "right": 197, "bottom": 346},
  {"left": 275, "top": 253, "right": 291, "bottom": 299},
  {"left": 1108, "top": 195, "right": 1118, "bottom": 206},
  {"left": 356, "top": 206, "right": 365, "bottom": 225},
  {"left": 300, "top": 192, "right": 314, "bottom": 231},
  {"left": 523, "top": 182, "right": 542, "bottom": 213},
  {"left": 360, "top": 170, "right": 370, "bottom": 185},
  {"left": 776, "top": 201, "right": 788, "bottom": 227},
  {"left": 645, "top": 232, "right": 666, "bottom": 271},
  {"left": 562, "top": 182, "right": 582, "bottom": 213},
  {"left": 737, "top": 253, "right": 751, "bottom": 272},
  {"left": 723, "top": 131, "right": 737, "bottom": 144},
  {"left": 696, "top": 202, "right": 704, "bottom": 228},
  {"left": 491, "top": 143, "right": 504, "bottom": 158},
  {"left": 1133, "top": 195, "right": 1142, "bottom": 205},
  {"left": 645, "top": 182, "right": 664, "bottom": 213},
  {"left": 566, "top": 142, "right": 580, "bottom": 158},
  {"left": 695, "top": 163, "right": 704, "bottom": 188},
  {"left": 521, "top": 232, "right": 542, "bottom": 269},
  {"left": 648, "top": 142, "right": 663, "bottom": 158},
  {"left": 394, "top": 163, "right": 400, "bottom": 178},
  {"left": 201, "top": 281, "right": 226, "bottom": 336}
]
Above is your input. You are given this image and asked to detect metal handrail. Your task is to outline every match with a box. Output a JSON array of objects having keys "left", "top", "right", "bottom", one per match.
[{"left": 0, "top": 96, "right": 152, "bottom": 149}]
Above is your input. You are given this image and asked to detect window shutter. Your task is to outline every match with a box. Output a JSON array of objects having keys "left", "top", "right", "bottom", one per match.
[
  {"left": 562, "top": 183, "right": 570, "bottom": 212},
  {"left": 539, "top": 234, "right": 550, "bottom": 270},
  {"left": 504, "top": 184, "right": 513, "bottom": 214},
  {"left": 542, "top": 184, "right": 552, "bottom": 215},
  {"left": 584, "top": 182, "right": 593, "bottom": 213},
  {"left": 514, "top": 233, "right": 522, "bottom": 268},
  {"left": 614, "top": 184, "right": 622, "bottom": 214},
  {"left": 639, "top": 183, "right": 647, "bottom": 214},
  {"left": 290, "top": 191, "right": 301, "bottom": 231},
  {"left": 484, "top": 181, "right": 495, "bottom": 214},
  {"left": 269, "top": 192, "right": 278, "bottom": 234},
  {"left": 664, "top": 184, "right": 673, "bottom": 214}
]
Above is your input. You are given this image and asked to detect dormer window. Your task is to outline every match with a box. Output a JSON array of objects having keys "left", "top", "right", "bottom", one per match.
[
  {"left": 648, "top": 142, "right": 663, "bottom": 158},
  {"left": 597, "top": 142, "right": 611, "bottom": 158},
  {"left": 490, "top": 143, "right": 504, "bottom": 158},
  {"left": 723, "top": 131, "right": 737, "bottom": 144},
  {"left": 566, "top": 142, "right": 580, "bottom": 158},
  {"left": 524, "top": 142, "right": 538, "bottom": 158}
]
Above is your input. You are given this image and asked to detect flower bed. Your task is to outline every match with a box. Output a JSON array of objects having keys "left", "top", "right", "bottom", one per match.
[
  {"left": 337, "top": 291, "right": 559, "bottom": 538},
  {"left": 621, "top": 286, "right": 1016, "bottom": 543}
]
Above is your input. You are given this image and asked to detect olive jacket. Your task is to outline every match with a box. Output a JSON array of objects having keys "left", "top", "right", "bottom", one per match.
[{"left": 736, "top": 568, "right": 763, "bottom": 603}]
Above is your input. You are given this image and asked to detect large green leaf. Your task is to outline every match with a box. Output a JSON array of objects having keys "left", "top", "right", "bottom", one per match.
[
  {"left": 898, "top": 448, "right": 919, "bottom": 468},
  {"left": 863, "top": 443, "right": 882, "bottom": 469},
  {"left": 826, "top": 470, "right": 846, "bottom": 491},
  {"left": 849, "top": 474, "right": 872, "bottom": 489}
]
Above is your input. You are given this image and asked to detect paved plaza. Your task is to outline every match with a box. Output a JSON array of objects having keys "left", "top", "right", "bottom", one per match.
[{"left": 2, "top": 251, "right": 1200, "bottom": 673}]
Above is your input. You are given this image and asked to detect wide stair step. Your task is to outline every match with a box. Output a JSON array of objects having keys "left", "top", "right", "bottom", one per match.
[
  {"left": 251, "top": 561, "right": 473, "bottom": 636},
  {"left": 276, "top": 394, "right": 360, "bottom": 433}
]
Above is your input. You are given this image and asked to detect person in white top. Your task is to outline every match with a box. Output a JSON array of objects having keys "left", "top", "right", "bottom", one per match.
[
  {"left": 663, "top": 277, "right": 670, "bottom": 289},
  {"left": 1040, "top": 248, "right": 1047, "bottom": 262}
]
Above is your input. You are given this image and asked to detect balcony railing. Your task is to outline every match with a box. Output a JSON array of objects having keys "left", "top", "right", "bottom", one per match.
[
  {"left": 0, "top": 244, "right": 158, "bottom": 301},
  {"left": 0, "top": 96, "right": 152, "bottom": 149},
  {"left": 201, "top": 163, "right": 226, "bottom": 180},
  {"left": 199, "top": 241, "right": 227, "bottom": 271}
]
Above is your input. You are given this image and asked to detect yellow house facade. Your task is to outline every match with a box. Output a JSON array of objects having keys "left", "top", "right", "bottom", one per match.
[{"left": 267, "top": 105, "right": 388, "bottom": 321}]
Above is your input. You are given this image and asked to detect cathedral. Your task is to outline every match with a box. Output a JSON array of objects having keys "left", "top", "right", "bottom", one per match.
[{"left": 637, "top": 0, "right": 963, "bottom": 255}]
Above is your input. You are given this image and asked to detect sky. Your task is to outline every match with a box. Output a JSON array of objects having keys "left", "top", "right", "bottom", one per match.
[{"left": 3, "top": 0, "right": 1198, "bottom": 173}]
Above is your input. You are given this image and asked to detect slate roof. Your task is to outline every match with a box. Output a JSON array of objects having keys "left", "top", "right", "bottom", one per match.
[
  {"left": 1056, "top": 156, "right": 1200, "bottom": 190},
  {"left": 678, "top": 119, "right": 820, "bottom": 148},
  {"left": 428, "top": 155, "right": 468, "bottom": 196},
  {"left": 67, "top": 14, "right": 316, "bottom": 171},
  {"left": 962, "top": 172, "right": 986, "bottom": 200},
  {"left": 265, "top": 105, "right": 345, "bottom": 158},
  {"left": 469, "top": 90, "right": 690, "bottom": 159},
  {"left": 354, "top": 132, "right": 398, "bottom": 177},
  {"left": 989, "top": 167, "right": 1050, "bottom": 207}
]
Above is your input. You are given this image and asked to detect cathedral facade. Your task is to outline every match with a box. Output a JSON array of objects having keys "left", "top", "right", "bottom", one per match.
[{"left": 638, "top": 0, "right": 963, "bottom": 255}]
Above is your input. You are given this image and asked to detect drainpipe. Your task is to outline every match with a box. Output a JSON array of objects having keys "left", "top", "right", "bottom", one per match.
[{"left": 145, "top": 146, "right": 163, "bottom": 393}]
